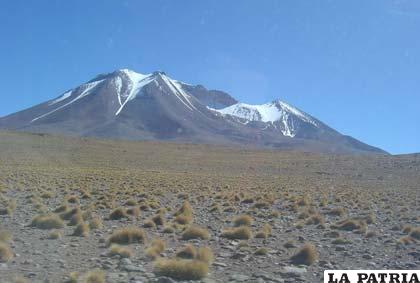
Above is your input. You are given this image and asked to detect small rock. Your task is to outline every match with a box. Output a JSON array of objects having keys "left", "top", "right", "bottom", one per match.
[
  {"left": 213, "top": 261, "right": 228, "bottom": 267},
  {"left": 230, "top": 274, "right": 250, "bottom": 282},
  {"left": 279, "top": 266, "right": 307, "bottom": 278}
]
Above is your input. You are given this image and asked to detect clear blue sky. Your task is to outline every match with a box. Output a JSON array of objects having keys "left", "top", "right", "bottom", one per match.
[{"left": 0, "top": 1, "right": 419, "bottom": 154}]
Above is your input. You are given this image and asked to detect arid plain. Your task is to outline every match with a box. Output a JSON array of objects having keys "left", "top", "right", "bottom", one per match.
[{"left": 0, "top": 131, "right": 419, "bottom": 283}]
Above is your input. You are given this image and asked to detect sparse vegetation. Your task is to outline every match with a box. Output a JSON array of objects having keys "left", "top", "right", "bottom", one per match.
[
  {"left": 48, "top": 230, "right": 62, "bottom": 239},
  {"left": 221, "top": 226, "right": 252, "bottom": 240},
  {"left": 255, "top": 247, "right": 268, "bottom": 256},
  {"left": 233, "top": 214, "right": 253, "bottom": 227},
  {"left": 145, "top": 238, "right": 166, "bottom": 259},
  {"left": 72, "top": 222, "right": 90, "bottom": 237},
  {"left": 109, "top": 207, "right": 127, "bottom": 220},
  {"left": 154, "top": 258, "right": 209, "bottom": 280},
  {"left": 89, "top": 217, "right": 103, "bottom": 230},
  {"left": 107, "top": 227, "right": 146, "bottom": 245},
  {"left": 176, "top": 244, "right": 197, "bottom": 259},
  {"left": 0, "top": 131, "right": 417, "bottom": 282},
  {"left": 182, "top": 226, "right": 210, "bottom": 240},
  {"left": 31, "top": 214, "right": 64, "bottom": 229},
  {"left": 0, "top": 242, "right": 13, "bottom": 262},
  {"left": 109, "top": 244, "right": 133, "bottom": 258},
  {"left": 82, "top": 269, "right": 105, "bottom": 283},
  {"left": 290, "top": 243, "right": 318, "bottom": 265}
]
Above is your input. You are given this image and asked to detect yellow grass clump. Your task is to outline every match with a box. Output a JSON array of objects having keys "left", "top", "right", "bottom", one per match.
[
  {"left": 72, "top": 222, "right": 90, "bottom": 237},
  {"left": 82, "top": 269, "right": 105, "bottom": 283},
  {"left": 154, "top": 258, "right": 209, "bottom": 280},
  {"left": 255, "top": 224, "right": 272, "bottom": 239},
  {"left": 107, "top": 227, "right": 146, "bottom": 246},
  {"left": 31, "top": 214, "right": 64, "bottom": 229},
  {"left": 89, "top": 217, "right": 103, "bottom": 230},
  {"left": 0, "top": 242, "right": 13, "bottom": 262},
  {"left": 221, "top": 226, "right": 252, "bottom": 240},
  {"left": 145, "top": 238, "right": 166, "bottom": 259},
  {"left": 109, "top": 244, "right": 133, "bottom": 258},
  {"left": 182, "top": 226, "right": 210, "bottom": 240},
  {"left": 109, "top": 207, "right": 128, "bottom": 220},
  {"left": 176, "top": 244, "right": 197, "bottom": 259},
  {"left": 290, "top": 243, "right": 318, "bottom": 265}
]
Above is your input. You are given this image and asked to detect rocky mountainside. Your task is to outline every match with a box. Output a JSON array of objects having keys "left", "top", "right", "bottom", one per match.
[{"left": 0, "top": 69, "right": 386, "bottom": 154}]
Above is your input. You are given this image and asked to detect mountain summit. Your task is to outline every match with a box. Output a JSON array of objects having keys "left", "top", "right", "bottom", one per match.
[{"left": 0, "top": 69, "right": 386, "bottom": 154}]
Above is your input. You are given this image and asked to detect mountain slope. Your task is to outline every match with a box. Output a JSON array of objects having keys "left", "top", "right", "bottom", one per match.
[{"left": 0, "top": 69, "right": 386, "bottom": 154}]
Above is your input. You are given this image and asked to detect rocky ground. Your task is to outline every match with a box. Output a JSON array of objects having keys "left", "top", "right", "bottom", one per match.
[{"left": 0, "top": 131, "right": 419, "bottom": 283}]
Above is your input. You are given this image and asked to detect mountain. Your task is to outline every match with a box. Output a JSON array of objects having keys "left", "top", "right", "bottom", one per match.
[{"left": 0, "top": 69, "right": 386, "bottom": 154}]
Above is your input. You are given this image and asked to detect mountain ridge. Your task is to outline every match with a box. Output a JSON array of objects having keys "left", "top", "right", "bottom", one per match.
[{"left": 0, "top": 68, "right": 387, "bottom": 154}]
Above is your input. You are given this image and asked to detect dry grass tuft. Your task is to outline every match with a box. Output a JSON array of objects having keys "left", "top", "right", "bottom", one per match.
[
  {"left": 290, "top": 243, "right": 318, "bottom": 265},
  {"left": 398, "top": 236, "right": 417, "bottom": 245},
  {"left": 182, "top": 226, "right": 210, "bottom": 240},
  {"left": 402, "top": 225, "right": 413, "bottom": 234},
  {"left": 196, "top": 247, "right": 214, "bottom": 264},
  {"left": 73, "top": 222, "right": 90, "bottom": 237},
  {"left": 174, "top": 201, "right": 194, "bottom": 225},
  {"left": 66, "top": 195, "right": 79, "bottom": 204},
  {"left": 145, "top": 238, "right": 166, "bottom": 259},
  {"left": 176, "top": 244, "right": 197, "bottom": 259},
  {"left": 59, "top": 207, "right": 82, "bottom": 220},
  {"left": 409, "top": 228, "right": 420, "bottom": 240},
  {"left": 0, "top": 230, "right": 12, "bottom": 242},
  {"left": 305, "top": 214, "right": 325, "bottom": 225},
  {"left": 144, "top": 219, "right": 157, "bottom": 228},
  {"left": 107, "top": 227, "right": 146, "bottom": 246},
  {"left": 13, "top": 276, "right": 28, "bottom": 283},
  {"left": 331, "top": 219, "right": 366, "bottom": 232},
  {"left": 66, "top": 272, "right": 79, "bottom": 283},
  {"left": 0, "top": 242, "right": 13, "bottom": 262},
  {"left": 174, "top": 201, "right": 193, "bottom": 217},
  {"left": 233, "top": 214, "right": 253, "bottom": 227},
  {"left": 89, "top": 217, "right": 103, "bottom": 230},
  {"left": 109, "top": 207, "right": 128, "bottom": 220},
  {"left": 221, "top": 226, "right": 252, "bottom": 240},
  {"left": 255, "top": 247, "right": 268, "bottom": 256},
  {"left": 48, "top": 230, "right": 62, "bottom": 240},
  {"left": 109, "top": 244, "right": 133, "bottom": 258},
  {"left": 126, "top": 206, "right": 140, "bottom": 218},
  {"left": 125, "top": 199, "right": 137, "bottom": 206},
  {"left": 163, "top": 225, "right": 175, "bottom": 234},
  {"left": 175, "top": 214, "right": 193, "bottom": 225},
  {"left": 82, "top": 269, "right": 105, "bottom": 283},
  {"left": 68, "top": 211, "right": 84, "bottom": 226},
  {"left": 152, "top": 213, "right": 165, "bottom": 226},
  {"left": 154, "top": 258, "right": 209, "bottom": 280},
  {"left": 31, "top": 214, "right": 64, "bottom": 229},
  {"left": 54, "top": 204, "right": 69, "bottom": 213},
  {"left": 255, "top": 224, "right": 272, "bottom": 239}
]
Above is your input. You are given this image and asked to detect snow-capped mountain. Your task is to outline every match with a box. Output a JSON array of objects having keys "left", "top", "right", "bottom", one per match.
[{"left": 0, "top": 69, "right": 386, "bottom": 154}]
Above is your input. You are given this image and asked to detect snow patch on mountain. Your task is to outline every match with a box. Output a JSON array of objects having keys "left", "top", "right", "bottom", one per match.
[
  {"left": 49, "top": 90, "right": 73, "bottom": 106},
  {"left": 213, "top": 100, "right": 319, "bottom": 137},
  {"left": 161, "top": 76, "right": 197, "bottom": 111},
  {"left": 115, "top": 75, "right": 155, "bottom": 115},
  {"left": 32, "top": 79, "right": 105, "bottom": 122},
  {"left": 113, "top": 70, "right": 198, "bottom": 115},
  {"left": 113, "top": 77, "right": 123, "bottom": 106}
]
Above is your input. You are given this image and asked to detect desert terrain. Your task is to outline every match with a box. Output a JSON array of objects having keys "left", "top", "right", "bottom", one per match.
[{"left": 0, "top": 131, "right": 419, "bottom": 282}]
